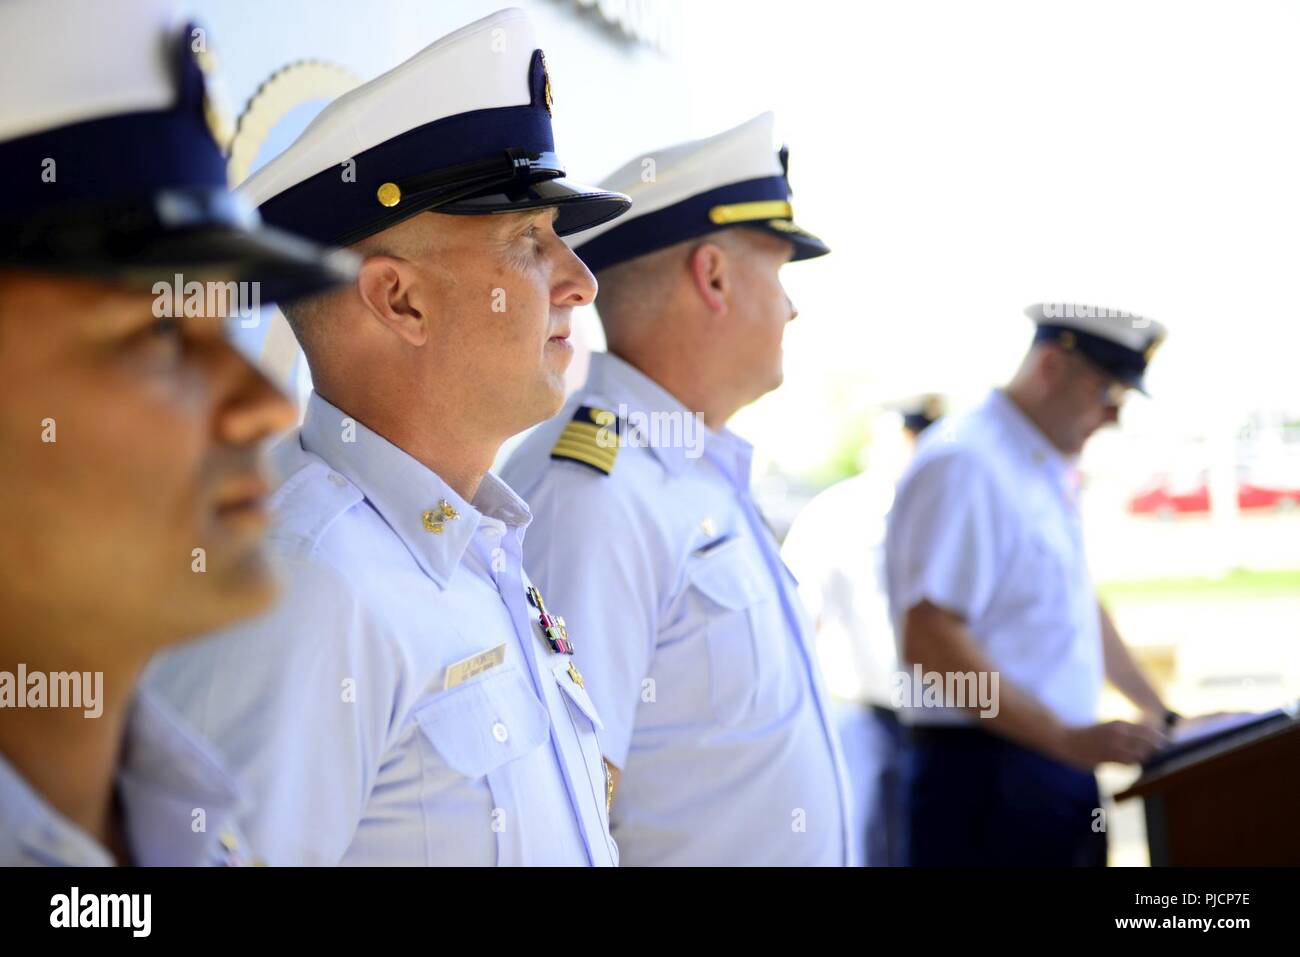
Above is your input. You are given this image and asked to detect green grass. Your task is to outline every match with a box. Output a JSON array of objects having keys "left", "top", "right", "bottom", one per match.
[{"left": 1098, "top": 568, "right": 1300, "bottom": 603}]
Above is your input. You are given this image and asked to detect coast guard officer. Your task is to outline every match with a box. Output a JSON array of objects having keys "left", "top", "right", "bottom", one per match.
[
  {"left": 0, "top": 0, "right": 356, "bottom": 865},
  {"left": 502, "top": 114, "right": 853, "bottom": 866},
  {"left": 147, "top": 8, "right": 630, "bottom": 865},
  {"left": 885, "top": 303, "right": 1181, "bottom": 866}
]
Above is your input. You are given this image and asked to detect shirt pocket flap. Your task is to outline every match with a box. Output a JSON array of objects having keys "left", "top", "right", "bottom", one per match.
[
  {"left": 686, "top": 549, "right": 767, "bottom": 611},
  {"left": 550, "top": 658, "right": 604, "bottom": 730},
  {"left": 413, "top": 667, "right": 550, "bottom": 778}
]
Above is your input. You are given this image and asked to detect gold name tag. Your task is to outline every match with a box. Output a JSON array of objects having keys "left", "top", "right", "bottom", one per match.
[{"left": 443, "top": 643, "right": 507, "bottom": 690}]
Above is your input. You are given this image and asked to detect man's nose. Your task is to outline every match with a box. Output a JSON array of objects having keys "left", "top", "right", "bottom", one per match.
[{"left": 554, "top": 244, "right": 597, "bottom": 307}]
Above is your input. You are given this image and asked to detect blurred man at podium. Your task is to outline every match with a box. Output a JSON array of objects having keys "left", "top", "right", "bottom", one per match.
[{"left": 885, "top": 304, "right": 1183, "bottom": 866}]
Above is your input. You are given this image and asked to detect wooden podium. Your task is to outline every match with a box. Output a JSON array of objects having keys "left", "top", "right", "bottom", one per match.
[{"left": 1115, "top": 710, "right": 1300, "bottom": 865}]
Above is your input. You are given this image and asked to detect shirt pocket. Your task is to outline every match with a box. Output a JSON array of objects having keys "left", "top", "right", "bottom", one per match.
[
  {"left": 413, "top": 665, "right": 550, "bottom": 778},
  {"left": 411, "top": 666, "right": 553, "bottom": 865},
  {"left": 686, "top": 543, "right": 788, "bottom": 726}
]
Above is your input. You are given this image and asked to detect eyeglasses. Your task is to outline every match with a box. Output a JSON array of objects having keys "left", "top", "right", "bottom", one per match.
[
  {"left": 1063, "top": 349, "right": 1130, "bottom": 408},
  {"left": 1100, "top": 379, "right": 1130, "bottom": 409}
]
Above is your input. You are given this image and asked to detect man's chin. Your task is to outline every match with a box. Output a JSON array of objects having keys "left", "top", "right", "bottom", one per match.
[
  {"left": 538, "top": 371, "right": 568, "bottom": 416},
  {"left": 753, "top": 365, "right": 784, "bottom": 403}
]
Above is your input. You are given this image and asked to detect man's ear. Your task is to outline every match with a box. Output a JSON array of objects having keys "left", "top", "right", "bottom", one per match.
[
  {"left": 1038, "top": 344, "right": 1072, "bottom": 387},
  {"left": 355, "top": 255, "right": 428, "bottom": 346},
  {"left": 687, "top": 240, "right": 730, "bottom": 315}
]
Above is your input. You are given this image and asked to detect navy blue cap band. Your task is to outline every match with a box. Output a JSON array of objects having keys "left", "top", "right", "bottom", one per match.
[
  {"left": 0, "top": 27, "right": 226, "bottom": 225},
  {"left": 257, "top": 102, "right": 558, "bottom": 246},
  {"left": 574, "top": 176, "right": 792, "bottom": 273},
  {"left": 1034, "top": 323, "right": 1149, "bottom": 386},
  {"left": 0, "top": 107, "right": 228, "bottom": 223},
  {"left": 0, "top": 21, "right": 357, "bottom": 302}
]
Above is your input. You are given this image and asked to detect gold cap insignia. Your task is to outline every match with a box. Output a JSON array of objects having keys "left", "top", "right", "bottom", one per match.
[
  {"left": 1144, "top": 334, "right": 1164, "bottom": 364},
  {"left": 376, "top": 182, "right": 402, "bottom": 207},
  {"left": 191, "top": 43, "right": 232, "bottom": 151},
  {"left": 540, "top": 51, "right": 553, "bottom": 116}
]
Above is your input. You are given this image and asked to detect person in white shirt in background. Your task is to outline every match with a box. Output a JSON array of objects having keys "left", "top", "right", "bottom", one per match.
[{"left": 782, "top": 394, "right": 946, "bottom": 867}]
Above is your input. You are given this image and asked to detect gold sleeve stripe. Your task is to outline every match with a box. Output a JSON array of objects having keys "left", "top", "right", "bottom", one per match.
[
  {"left": 558, "top": 420, "right": 618, "bottom": 445},
  {"left": 551, "top": 445, "right": 617, "bottom": 474},
  {"left": 552, "top": 437, "right": 617, "bottom": 462}
]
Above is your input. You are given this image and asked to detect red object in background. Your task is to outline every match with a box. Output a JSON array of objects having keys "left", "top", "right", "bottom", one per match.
[
  {"left": 1238, "top": 483, "right": 1300, "bottom": 510},
  {"left": 1128, "top": 476, "right": 1300, "bottom": 515},
  {"left": 1128, "top": 482, "right": 1209, "bottom": 515}
]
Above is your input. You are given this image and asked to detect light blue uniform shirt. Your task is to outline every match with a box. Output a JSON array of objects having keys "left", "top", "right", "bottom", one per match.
[
  {"left": 885, "top": 389, "right": 1104, "bottom": 727},
  {"left": 0, "top": 689, "right": 251, "bottom": 866},
  {"left": 145, "top": 393, "right": 617, "bottom": 866},
  {"left": 502, "top": 352, "right": 853, "bottom": 866}
]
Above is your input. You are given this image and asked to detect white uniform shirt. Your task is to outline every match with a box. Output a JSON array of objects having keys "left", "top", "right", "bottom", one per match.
[
  {"left": 781, "top": 470, "right": 901, "bottom": 707},
  {"left": 885, "top": 389, "right": 1103, "bottom": 727},
  {"left": 145, "top": 393, "right": 617, "bottom": 866},
  {"left": 0, "top": 689, "right": 251, "bottom": 866},
  {"left": 502, "top": 351, "right": 853, "bottom": 866}
]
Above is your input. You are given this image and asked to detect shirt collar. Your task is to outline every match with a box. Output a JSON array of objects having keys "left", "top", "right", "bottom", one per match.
[
  {"left": 0, "top": 688, "right": 247, "bottom": 866},
  {"left": 986, "top": 388, "right": 1074, "bottom": 484},
  {"left": 299, "top": 392, "right": 532, "bottom": 589},
  {"left": 702, "top": 424, "right": 755, "bottom": 490},
  {"left": 585, "top": 351, "right": 748, "bottom": 480},
  {"left": 0, "top": 746, "right": 112, "bottom": 866}
]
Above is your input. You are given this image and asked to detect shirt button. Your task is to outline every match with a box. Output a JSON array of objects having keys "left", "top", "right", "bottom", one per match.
[
  {"left": 491, "top": 722, "right": 509, "bottom": 743},
  {"left": 482, "top": 525, "right": 502, "bottom": 538},
  {"left": 327, "top": 472, "right": 347, "bottom": 487}
]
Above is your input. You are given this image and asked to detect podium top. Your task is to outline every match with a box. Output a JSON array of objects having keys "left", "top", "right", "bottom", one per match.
[{"left": 1116, "top": 707, "right": 1300, "bottom": 801}]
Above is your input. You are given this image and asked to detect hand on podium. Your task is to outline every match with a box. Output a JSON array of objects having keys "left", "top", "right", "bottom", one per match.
[{"left": 1053, "top": 719, "right": 1169, "bottom": 769}]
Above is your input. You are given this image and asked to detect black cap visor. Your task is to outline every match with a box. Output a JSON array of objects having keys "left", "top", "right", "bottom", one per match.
[
  {"left": 0, "top": 186, "right": 358, "bottom": 304},
  {"left": 440, "top": 175, "right": 631, "bottom": 237},
  {"left": 742, "top": 219, "right": 830, "bottom": 261}
]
